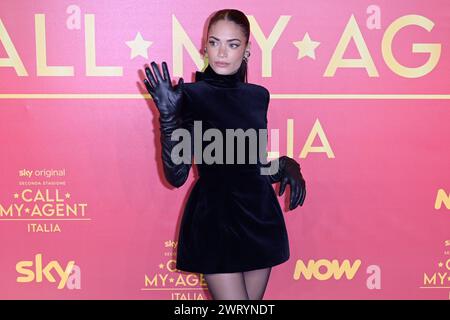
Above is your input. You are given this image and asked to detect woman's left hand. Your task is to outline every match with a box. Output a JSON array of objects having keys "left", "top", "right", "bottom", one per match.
[{"left": 278, "top": 156, "right": 306, "bottom": 210}]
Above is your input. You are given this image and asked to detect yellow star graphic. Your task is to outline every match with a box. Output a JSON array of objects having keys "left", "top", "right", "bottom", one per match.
[
  {"left": 293, "top": 33, "right": 320, "bottom": 60},
  {"left": 65, "top": 193, "right": 70, "bottom": 199},
  {"left": 438, "top": 262, "right": 443, "bottom": 268},
  {"left": 14, "top": 193, "right": 19, "bottom": 199},
  {"left": 126, "top": 32, "right": 152, "bottom": 59},
  {"left": 25, "top": 208, "right": 30, "bottom": 213},
  {"left": 159, "top": 264, "right": 164, "bottom": 269}
]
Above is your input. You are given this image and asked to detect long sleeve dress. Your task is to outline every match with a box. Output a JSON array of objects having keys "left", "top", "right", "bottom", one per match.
[{"left": 161, "top": 64, "right": 290, "bottom": 274}]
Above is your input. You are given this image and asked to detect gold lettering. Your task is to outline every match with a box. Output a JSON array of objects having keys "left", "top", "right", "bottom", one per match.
[
  {"left": 85, "top": 14, "right": 123, "bottom": 76},
  {"left": 325, "top": 15, "right": 378, "bottom": 77},
  {"left": 0, "top": 18, "right": 28, "bottom": 75},
  {"left": 35, "top": 14, "right": 74, "bottom": 76},
  {"left": 382, "top": 15, "right": 441, "bottom": 78}
]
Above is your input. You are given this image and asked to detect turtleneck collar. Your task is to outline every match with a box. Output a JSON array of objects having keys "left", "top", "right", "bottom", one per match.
[{"left": 195, "top": 64, "right": 242, "bottom": 88}]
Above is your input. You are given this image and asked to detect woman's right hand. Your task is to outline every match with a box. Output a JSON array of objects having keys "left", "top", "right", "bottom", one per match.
[{"left": 143, "top": 61, "right": 184, "bottom": 118}]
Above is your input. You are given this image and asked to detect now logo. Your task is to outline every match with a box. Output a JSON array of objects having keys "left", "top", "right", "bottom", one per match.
[
  {"left": 16, "top": 253, "right": 81, "bottom": 289},
  {"left": 294, "top": 259, "right": 362, "bottom": 280}
]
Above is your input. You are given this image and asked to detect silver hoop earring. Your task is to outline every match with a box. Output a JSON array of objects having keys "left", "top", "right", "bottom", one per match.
[{"left": 243, "top": 51, "right": 250, "bottom": 63}]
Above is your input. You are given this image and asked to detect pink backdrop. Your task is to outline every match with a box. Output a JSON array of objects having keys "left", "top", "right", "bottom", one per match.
[{"left": 1, "top": 0, "right": 449, "bottom": 299}]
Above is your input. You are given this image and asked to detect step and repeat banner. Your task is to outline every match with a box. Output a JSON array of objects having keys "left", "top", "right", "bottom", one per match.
[{"left": 0, "top": 0, "right": 449, "bottom": 300}]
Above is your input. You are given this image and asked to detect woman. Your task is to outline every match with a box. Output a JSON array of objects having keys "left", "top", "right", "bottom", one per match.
[{"left": 143, "top": 9, "right": 306, "bottom": 300}]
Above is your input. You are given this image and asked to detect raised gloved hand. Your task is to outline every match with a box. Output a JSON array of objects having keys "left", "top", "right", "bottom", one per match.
[
  {"left": 144, "top": 61, "right": 184, "bottom": 122},
  {"left": 143, "top": 61, "right": 190, "bottom": 188},
  {"left": 265, "top": 156, "right": 306, "bottom": 210}
]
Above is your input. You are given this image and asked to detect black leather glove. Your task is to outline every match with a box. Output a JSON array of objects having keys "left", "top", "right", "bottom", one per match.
[
  {"left": 262, "top": 156, "right": 306, "bottom": 210},
  {"left": 144, "top": 61, "right": 191, "bottom": 188}
]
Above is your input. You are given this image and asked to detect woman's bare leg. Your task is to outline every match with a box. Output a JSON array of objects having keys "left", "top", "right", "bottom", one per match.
[
  {"left": 243, "top": 267, "right": 272, "bottom": 300},
  {"left": 204, "top": 272, "right": 249, "bottom": 300}
]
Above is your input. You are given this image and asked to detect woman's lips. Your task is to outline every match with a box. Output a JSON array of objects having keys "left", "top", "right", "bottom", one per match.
[{"left": 215, "top": 61, "right": 230, "bottom": 67}]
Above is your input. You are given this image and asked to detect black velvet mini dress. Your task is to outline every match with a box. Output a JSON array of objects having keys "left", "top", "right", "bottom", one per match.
[{"left": 174, "top": 64, "right": 289, "bottom": 274}]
